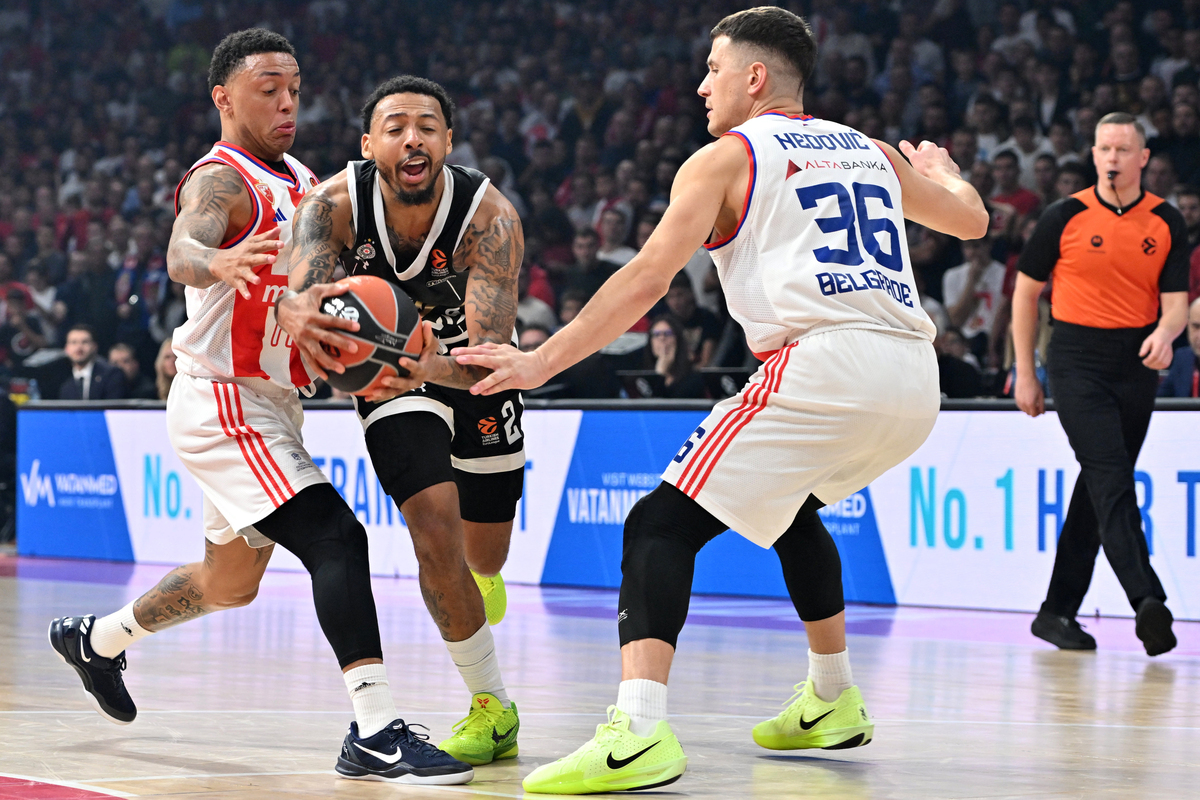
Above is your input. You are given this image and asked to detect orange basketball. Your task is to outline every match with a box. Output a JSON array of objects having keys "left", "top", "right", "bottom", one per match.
[{"left": 318, "top": 275, "right": 423, "bottom": 395}]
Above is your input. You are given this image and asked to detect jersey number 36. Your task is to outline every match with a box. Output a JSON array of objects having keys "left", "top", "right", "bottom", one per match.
[{"left": 797, "top": 182, "right": 903, "bottom": 271}]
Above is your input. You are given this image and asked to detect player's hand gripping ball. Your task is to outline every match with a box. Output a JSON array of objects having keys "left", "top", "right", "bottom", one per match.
[{"left": 318, "top": 275, "right": 423, "bottom": 395}]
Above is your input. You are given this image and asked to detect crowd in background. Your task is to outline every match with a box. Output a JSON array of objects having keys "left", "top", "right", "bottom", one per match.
[{"left": 1, "top": 0, "right": 1200, "bottom": 412}]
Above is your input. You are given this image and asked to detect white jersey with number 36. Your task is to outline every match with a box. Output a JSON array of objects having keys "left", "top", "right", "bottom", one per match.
[{"left": 706, "top": 113, "right": 935, "bottom": 358}]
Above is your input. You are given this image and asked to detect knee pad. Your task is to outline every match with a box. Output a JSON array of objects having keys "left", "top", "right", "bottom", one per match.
[
  {"left": 774, "top": 500, "right": 845, "bottom": 622},
  {"left": 618, "top": 483, "right": 726, "bottom": 648}
]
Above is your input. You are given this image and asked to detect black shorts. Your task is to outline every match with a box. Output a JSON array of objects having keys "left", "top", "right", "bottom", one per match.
[{"left": 355, "top": 384, "right": 525, "bottom": 523}]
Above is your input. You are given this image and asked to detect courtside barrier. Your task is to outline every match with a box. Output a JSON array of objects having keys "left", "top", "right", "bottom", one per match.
[{"left": 17, "top": 399, "right": 1200, "bottom": 619}]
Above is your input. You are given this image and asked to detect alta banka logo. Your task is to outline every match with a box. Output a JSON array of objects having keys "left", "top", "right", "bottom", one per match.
[{"left": 21, "top": 459, "right": 118, "bottom": 509}]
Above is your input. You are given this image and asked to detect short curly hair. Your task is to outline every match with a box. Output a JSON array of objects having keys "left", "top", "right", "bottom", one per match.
[
  {"left": 361, "top": 75, "right": 455, "bottom": 134},
  {"left": 208, "top": 28, "right": 296, "bottom": 92}
]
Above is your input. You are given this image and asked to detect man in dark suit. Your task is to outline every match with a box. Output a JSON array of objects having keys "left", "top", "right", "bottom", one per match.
[
  {"left": 59, "top": 324, "right": 126, "bottom": 400},
  {"left": 1159, "top": 298, "right": 1200, "bottom": 397}
]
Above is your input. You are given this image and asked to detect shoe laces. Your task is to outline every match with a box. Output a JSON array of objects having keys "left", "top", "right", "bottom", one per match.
[
  {"left": 450, "top": 700, "right": 504, "bottom": 736},
  {"left": 592, "top": 705, "right": 630, "bottom": 745},
  {"left": 384, "top": 720, "right": 443, "bottom": 757},
  {"left": 781, "top": 681, "right": 808, "bottom": 711},
  {"left": 99, "top": 651, "right": 128, "bottom": 678}
]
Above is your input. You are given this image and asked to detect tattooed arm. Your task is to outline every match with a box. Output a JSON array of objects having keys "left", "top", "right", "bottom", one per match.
[
  {"left": 167, "top": 163, "right": 283, "bottom": 298},
  {"left": 273, "top": 174, "right": 362, "bottom": 378},
  {"left": 381, "top": 186, "right": 523, "bottom": 394}
]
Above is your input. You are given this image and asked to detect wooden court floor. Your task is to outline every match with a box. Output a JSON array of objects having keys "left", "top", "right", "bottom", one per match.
[{"left": 1, "top": 555, "right": 1198, "bottom": 799}]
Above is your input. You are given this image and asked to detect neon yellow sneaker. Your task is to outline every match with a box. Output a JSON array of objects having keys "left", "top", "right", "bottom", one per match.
[
  {"left": 438, "top": 692, "right": 519, "bottom": 766},
  {"left": 521, "top": 707, "right": 687, "bottom": 794},
  {"left": 472, "top": 570, "right": 507, "bottom": 626},
  {"left": 752, "top": 682, "right": 874, "bottom": 750}
]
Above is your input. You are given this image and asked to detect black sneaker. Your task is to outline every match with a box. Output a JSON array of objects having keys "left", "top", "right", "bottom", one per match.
[
  {"left": 336, "top": 718, "right": 474, "bottom": 785},
  {"left": 48, "top": 615, "right": 136, "bottom": 724},
  {"left": 1135, "top": 598, "right": 1176, "bottom": 656},
  {"left": 1031, "top": 611, "right": 1096, "bottom": 650}
]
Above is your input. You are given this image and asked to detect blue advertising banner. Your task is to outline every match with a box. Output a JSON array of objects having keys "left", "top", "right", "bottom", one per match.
[{"left": 17, "top": 410, "right": 132, "bottom": 561}]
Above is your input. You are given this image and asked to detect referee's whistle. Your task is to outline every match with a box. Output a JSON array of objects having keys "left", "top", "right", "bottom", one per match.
[{"left": 1107, "top": 170, "right": 1118, "bottom": 180}]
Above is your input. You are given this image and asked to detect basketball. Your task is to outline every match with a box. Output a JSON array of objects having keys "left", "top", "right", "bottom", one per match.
[{"left": 318, "top": 275, "right": 423, "bottom": 395}]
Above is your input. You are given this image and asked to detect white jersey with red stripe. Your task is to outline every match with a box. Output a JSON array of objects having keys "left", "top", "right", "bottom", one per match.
[
  {"left": 171, "top": 141, "right": 321, "bottom": 389},
  {"left": 707, "top": 113, "right": 935, "bottom": 358}
]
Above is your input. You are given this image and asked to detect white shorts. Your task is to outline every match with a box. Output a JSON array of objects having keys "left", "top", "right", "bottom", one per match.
[
  {"left": 662, "top": 327, "right": 939, "bottom": 547},
  {"left": 166, "top": 373, "right": 328, "bottom": 547}
]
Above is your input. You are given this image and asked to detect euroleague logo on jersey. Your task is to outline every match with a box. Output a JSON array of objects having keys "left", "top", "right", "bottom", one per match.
[
  {"left": 478, "top": 416, "right": 501, "bottom": 445},
  {"left": 431, "top": 249, "right": 450, "bottom": 278},
  {"left": 254, "top": 182, "right": 275, "bottom": 206}
]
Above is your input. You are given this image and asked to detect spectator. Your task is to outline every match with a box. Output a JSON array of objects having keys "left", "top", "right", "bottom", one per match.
[
  {"left": 1177, "top": 185, "right": 1200, "bottom": 249},
  {"left": 1144, "top": 154, "right": 1179, "bottom": 206},
  {"left": 519, "top": 325, "right": 551, "bottom": 353},
  {"left": 517, "top": 266, "right": 558, "bottom": 334},
  {"left": 663, "top": 272, "right": 721, "bottom": 368},
  {"left": 992, "top": 150, "right": 1042, "bottom": 217},
  {"left": 1054, "top": 162, "right": 1090, "bottom": 201},
  {"left": 0, "top": 288, "right": 47, "bottom": 372},
  {"left": 943, "top": 235, "right": 1007, "bottom": 367},
  {"left": 1159, "top": 298, "right": 1200, "bottom": 398},
  {"left": 108, "top": 343, "right": 157, "bottom": 400},
  {"left": 58, "top": 325, "right": 125, "bottom": 401},
  {"left": 996, "top": 117, "right": 1054, "bottom": 191},
  {"left": 154, "top": 337, "right": 177, "bottom": 401},
  {"left": 643, "top": 314, "right": 706, "bottom": 399},
  {"left": 562, "top": 228, "right": 621, "bottom": 300},
  {"left": 558, "top": 289, "right": 590, "bottom": 327},
  {"left": 1033, "top": 153, "right": 1059, "bottom": 208},
  {"left": 23, "top": 264, "right": 65, "bottom": 347},
  {"left": 936, "top": 327, "right": 984, "bottom": 398},
  {"left": 596, "top": 207, "right": 636, "bottom": 266}
]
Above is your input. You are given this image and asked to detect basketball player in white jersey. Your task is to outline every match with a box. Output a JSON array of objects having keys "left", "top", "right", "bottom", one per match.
[
  {"left": 455, "top": 7, "right": 988, "bottom": 793},
  {"left": 47, "top": 30, "right": 472, "bottom": 785}
]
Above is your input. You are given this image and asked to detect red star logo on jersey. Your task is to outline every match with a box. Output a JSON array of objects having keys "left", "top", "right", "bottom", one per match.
[
  {"left": 254, "top": 182, "right": 275, "bottom": 205},
  {"left": 786, "top": 160, "right": 802, "bottom": 180}
]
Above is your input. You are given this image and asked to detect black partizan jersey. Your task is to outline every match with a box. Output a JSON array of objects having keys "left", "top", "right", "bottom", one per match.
[{"left": 338, "top": 161, "right": 490, "bottom": 353}]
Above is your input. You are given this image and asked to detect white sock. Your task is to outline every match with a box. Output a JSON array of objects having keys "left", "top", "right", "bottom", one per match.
[
  {"left": 89, "top": 602, "right": 153, "bottom": 659},
  {"left": 344, "top": 664, "right": 398, "bottom": 738},
  {"left": 808, "top": 649, "right": 853, "bottom": 703},
  {"left": 616, "top": 679, "right": 667, "bottom": 737},
  {"left": 445, "top": 623, "right": 510, "bottom": 707}
]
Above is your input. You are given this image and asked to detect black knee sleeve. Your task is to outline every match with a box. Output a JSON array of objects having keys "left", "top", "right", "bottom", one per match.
[
  {"left": 617, "top": 483, "right": 727, "bottom": 648},
  {"left": 773, "top": 495, "right": 845, "bottom": 622},
  {"left": 255, "top": 484, "right": 383, "bottom": 668}
]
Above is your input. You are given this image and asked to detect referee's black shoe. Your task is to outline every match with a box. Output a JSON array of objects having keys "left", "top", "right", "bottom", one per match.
[
  {"left": 48, "top": 615, "right": 137, "bottom": 724},
  {"left": 1031, "top": 611, "right": 1096, "bottom": 650},
  {"left": 1135, "top": 598, "right": 1176, "bottom": 656}
]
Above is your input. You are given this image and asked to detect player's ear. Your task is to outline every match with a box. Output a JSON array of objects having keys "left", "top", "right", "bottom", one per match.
[
  {"left": 361, "top": 133, "right": 372, "bottom": 159},
  {"left": 212, "top": 85, "right": 233, "bottom": 116},
  {"left": 445, "top": 127, "right": 453, "bottom": 155}
]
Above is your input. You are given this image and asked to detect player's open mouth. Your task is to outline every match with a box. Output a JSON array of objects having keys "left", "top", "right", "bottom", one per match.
[{"left": 401, "top": 158, "right": 429, "bottom": 184}]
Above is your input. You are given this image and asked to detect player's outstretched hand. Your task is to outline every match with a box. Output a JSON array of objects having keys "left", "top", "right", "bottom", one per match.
[
  {"left": 274, "top": 282, "right": 360, "bottom": 380},
  {"left": 361, "top": 321, "right": 438, "bottom": 403},
  {"left": 453, "top": 342, "right": 551, "bottom": 396},
  {"left": 1014, "top": 370, "right": 1045, "bottom": 418},
  {"left": 899, "top": 140, "right": 961, "bottom": 181},
  {"left": 1139, "top": 327, "right": 1175, "bottom": 370},
  {"left": 210, "top": 227, "right": 283, "bottom": 299}
]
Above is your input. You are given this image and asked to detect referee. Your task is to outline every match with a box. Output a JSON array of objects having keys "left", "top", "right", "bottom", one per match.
[{"left": 1013, "top": 112, "right": 1188, "bottom": 657}]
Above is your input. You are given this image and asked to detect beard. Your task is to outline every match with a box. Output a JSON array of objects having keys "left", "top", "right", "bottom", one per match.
[{"left": 384, "top": 152, "right": 444, "bottom": 207}]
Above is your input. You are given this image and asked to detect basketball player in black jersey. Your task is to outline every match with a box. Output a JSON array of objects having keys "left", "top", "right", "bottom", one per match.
[{"left": 275, "top": 75, "right": 524, "bottom": 767}]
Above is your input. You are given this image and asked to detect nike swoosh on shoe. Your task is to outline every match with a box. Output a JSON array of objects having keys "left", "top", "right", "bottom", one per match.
[{"left": 354, "top": 742, "right": 406, "bottom": 765}]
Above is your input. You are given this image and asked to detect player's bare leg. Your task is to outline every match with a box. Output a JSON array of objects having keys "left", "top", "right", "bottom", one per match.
[
  {"left": 131, "top": 538, "right": 272, "bottom": 631},
  {"left": 463, "top": 520, "right": 511, "bottom": 578},
  {"left": 402, "top": 482, "right": 487, "bottom": 641},
  {"left": 403, "top": 481, "right": 519, "bottom": 764}
]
